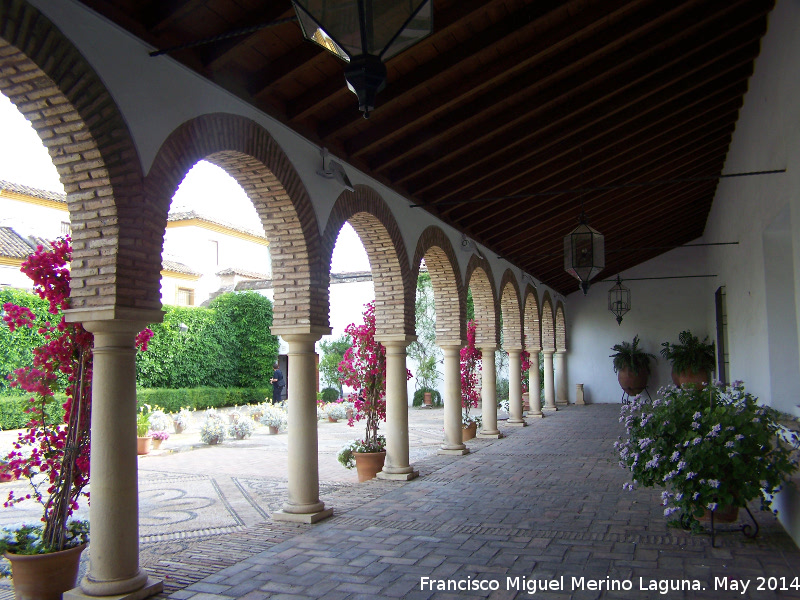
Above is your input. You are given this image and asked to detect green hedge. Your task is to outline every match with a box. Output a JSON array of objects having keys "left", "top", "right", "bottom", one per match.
[
  {"left": 0, "top": 393, "right": 66, "bottom": 431},
  {"left": 136, "top": 387, "right": 272, "bottom": 413},
  {"left": 0, "top": 289, "right": 52, "bottom": 393}
]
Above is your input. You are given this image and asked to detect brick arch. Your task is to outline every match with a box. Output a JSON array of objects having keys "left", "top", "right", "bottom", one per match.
[
  {"left": 322, "top": 185, "right": 414, "bottom": 337},
  {"left": 412, "top": 226, "right": 465, "bottom": 345},
  {"left": 499, "top": 270, "right": 523, "bottom": 349},
  {"left": 555, "top": 301, "right": 567, "bottom": 351},
  {"left": 0, "top": 1, "right": 154, "bottom": 311},
  {"left": 541, "top": 291, "right": 556, "bottom": 351},
  {"left": 464, "top": 254, "right": 499, "bottom": 347},
  {"left": 145, "top": 114, "right": 326, "bottom": 331},
  {"left": 523, "top": 285, "right": 541, "bottom": 351}
]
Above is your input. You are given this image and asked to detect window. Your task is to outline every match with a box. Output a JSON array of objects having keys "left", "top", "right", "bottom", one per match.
[
  {"left": 209, "top": 240, "right": 219, "bottom": 266},
  {"left": 176, "top": 287, "right": 195, "bottom": 306},
  {"left": 714, "top": 286, "right": 729, "bottom": 384}
]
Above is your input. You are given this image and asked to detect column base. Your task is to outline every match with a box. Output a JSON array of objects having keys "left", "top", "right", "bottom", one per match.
[
  {"left": 542, "top": 406, "right": 558, "bottom": 412},
  {"left": 478, "top": 430, "right": 502, "bottom": 439},
  {"left": 527, "top": 412, "right": 544, "bottom": 418},
  {"left": 438, "top": 447, "right": 470, "bottom": 456},
  {"left": 66, "top": 578, "right": 162, "bottom": 600},
  {"left": 272, "top": 508, "right": 334, "bottom": 524},
  {"left": 505, "top": 419, "right": 527, "bottom": 427},
  {"left": 377, "top": 469, "right": 419, "bottom": 481},
  {"left": 556, "top": 401, "right": 568, "bottom": 406}
]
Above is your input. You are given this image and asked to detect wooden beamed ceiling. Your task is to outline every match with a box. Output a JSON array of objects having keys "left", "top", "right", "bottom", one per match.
[{"left": 77, "top": 0, "right": 776, "bottom": 294}]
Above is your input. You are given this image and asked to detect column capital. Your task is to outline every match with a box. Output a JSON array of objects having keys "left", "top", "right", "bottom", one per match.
[
  {"left": 478, "top": 345, "right": 498, "bottom": 352},
  {"left": 437, "top": 340, "right": 466, "bottom": 350},
  {"left": 542, "top": 349, "right": 555, "bottom": 355},
  {"left": 64, "top": 307, "right": 163, "bottom": 334},
  {"left": 555, "top": 349, "right": 568, "bottom": 355},
  {"left": 376, "top": 334, "right": 417, "bottom": 347},
  {"left": 271, "top": 325, "right": 332, "bottom": 338},
  {"left": 505, "top": 346, "right": 523, "bottom": 353}
]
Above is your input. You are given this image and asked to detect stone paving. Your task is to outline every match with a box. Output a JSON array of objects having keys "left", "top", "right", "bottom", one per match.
[{"left": 2, "top": 404, "right": 800, "bottom": 599}]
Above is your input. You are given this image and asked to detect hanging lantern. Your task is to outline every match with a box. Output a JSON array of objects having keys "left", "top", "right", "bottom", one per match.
[
  {"left": 292, "top": 0, "right": 433, "bottom": 118},
  {"left": 608, "top": 276, "right": 631, "bottom": 325},
  {"left": 564, "top": 213, "right": 605, "bottom": 295}
]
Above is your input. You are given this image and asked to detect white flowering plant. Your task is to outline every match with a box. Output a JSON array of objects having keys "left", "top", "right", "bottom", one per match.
[
  {"left": 617, "top": 381, "right": 799, "bottom": 531},
  {"left": 228, "top": 418, "right": 255, "bottom": 440},
  {"left": 199, "top": 410, "right": 226, "bottom": 445},
  {"left": 148, "top": 407, "right": 172, "bottom": 433},
  {"left": 259, "top": 404, "right": 288, "bottom": 430},
  {"left": 173, "top": 407, "right": 192, "bottom": 430},
  {"left": 0, "top": 520, "right": 88, "bottom": 574},
  {"left": 324, "top": 402, "right": 348, "bottom": 421}
]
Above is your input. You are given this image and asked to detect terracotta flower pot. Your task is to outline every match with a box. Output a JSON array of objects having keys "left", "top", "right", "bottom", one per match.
[
  {"left": 151, "top": 438, "right": 163, "bottom": 450},
  {"left": 268, "top": 425, "right": 279, "bottom": 435},
  {"left": 328, "top": 416, "right": 338, "bottom": 423},
  {"left": 462, "top": 422, "right": 477, "bottom": 441},
  {"left": 354, "top": 451, "right": 386, "bottom": 482},
  {"left": 617, "top": 368, "right": 648, "bottom": 396},
  {"left": 699, "top": 504, "right": 739, "bottom": 523},
  {"left": 423, "top": 392, "right": 433, "bottom": 406},
  {"left": 674, "top": 370, "right": 710, "bottom": 390},
  {"left": 522, "top": 392, "right": 530, "bottom": 413},
  {"left": 5, "top": 543, "right": 86, "bottom": 600},
  {"left": 137, "top": 436, "right": 151, "bottom": 455},
  {"left": 174, "top": 422, "right": 185, "bottom": 434}
]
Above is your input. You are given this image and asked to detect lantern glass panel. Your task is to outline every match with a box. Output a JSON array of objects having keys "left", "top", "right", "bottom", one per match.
[{"left": 564, "top": 223, "right": 605, "bottom": 284}]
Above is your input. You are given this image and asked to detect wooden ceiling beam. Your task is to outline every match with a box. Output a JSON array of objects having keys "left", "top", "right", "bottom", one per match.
[
  {"left": 140, "top": 0, "right": 205, "bottom": 34},
  {"left": 401, "top": 13, "right": 766, "bottom": 197}
]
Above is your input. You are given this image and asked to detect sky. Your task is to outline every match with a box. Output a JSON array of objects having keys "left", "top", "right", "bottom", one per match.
[{"left": 0, "top": 93, "right": 370, "bottom": 273}]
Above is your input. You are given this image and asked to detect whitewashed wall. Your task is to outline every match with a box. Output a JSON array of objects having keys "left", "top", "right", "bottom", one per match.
[{"left": 565, "top": 245, "right": 713, "bottom": 404}]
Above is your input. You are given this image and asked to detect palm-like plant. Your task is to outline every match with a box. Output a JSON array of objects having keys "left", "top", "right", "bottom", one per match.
[{"left": 610, "top": 335, "right": 656, "bottom": 376}]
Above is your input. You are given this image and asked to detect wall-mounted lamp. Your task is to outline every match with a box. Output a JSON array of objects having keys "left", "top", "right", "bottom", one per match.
[{"left": 317, "top": 148, "right": 355, "bottom": 192}]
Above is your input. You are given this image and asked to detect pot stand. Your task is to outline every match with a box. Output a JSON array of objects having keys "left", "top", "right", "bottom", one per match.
[
  {"left": 708, "top": 504, "right": 760, "bottom": 548},
  {"left": 620, "top": 386, "right": 652, "bottom": 405}
]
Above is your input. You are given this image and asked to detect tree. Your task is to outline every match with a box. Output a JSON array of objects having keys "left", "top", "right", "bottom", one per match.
[
  {"left": 319, "top": 335, "right": 351, "bottom": 395},
  {"left": 408, "top": 272, "right": 441, "bottom": 390}
]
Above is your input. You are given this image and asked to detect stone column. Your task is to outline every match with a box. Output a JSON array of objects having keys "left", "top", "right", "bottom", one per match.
[
  {"left": 272, "top": 333, "right": 333, "bottom": 523},
  {"left": 377, "top": 336, "right": 419, "bottom": 480},
  {"left": 543, "top": 350, "right": 557, "bottom": 411},
  {"left": 506, "top": 348, "right": 526, "bottom": 426},
  {"left": 438, "top": 343, "right": 468, "bottom": 455},
  {"left": 528, "top": 350, "right": 543, "bottom": 418},
  {"left": 555, "top": 350, "right": 568, "bottom": 405},
  {"left": 65, "top": 313, "right": 163, "bottom": 600},
  {"left": 477, "top": 346, "right": 501, "bottom": 438}
]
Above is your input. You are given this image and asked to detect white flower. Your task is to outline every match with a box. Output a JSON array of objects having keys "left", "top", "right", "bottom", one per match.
[{"left": 707, "top": 502, "right": 718, "bottom": 511}]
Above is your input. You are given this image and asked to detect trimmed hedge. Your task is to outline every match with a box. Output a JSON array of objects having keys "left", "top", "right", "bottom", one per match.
[
  {"left": 136, "top": 387, "right": 272, "bottom": 413},
  {"left": 0, "top": 289, "right": 52, "bottom": 393},
  {"left": 0, "top": 393, "right": 66, "bottom": 431},
  {"left": 320, "top": 387, "right": 339, "bottom": 402}
]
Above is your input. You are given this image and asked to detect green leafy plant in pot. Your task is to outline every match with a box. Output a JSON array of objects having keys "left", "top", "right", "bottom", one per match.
[
  {"left": 660, "top": 330, "right": 715, "bottom": 389},
  {"left": 610, "top": 335, "right": 656, "bottom": 395}
]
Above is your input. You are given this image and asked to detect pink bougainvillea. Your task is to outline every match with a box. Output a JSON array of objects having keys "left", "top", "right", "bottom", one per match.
[
  {"left": 520, "top": 350, "right": 532, "bottom": 394},
  {"left": 338, "top": 301, "right": 411, "bottom": 451},
  {"left": 1, "top": 237, "right": 152, "bottom": 551},
  {"left": 460, "top": 319, "right": 482, "bottom": 423}
]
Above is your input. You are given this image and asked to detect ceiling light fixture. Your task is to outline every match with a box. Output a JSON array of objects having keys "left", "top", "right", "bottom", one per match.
[
  {"left": 292, "top": 0, "right": 433, "bottom": 118},
  {"left": 608, "top": 276, "right": 631, "bottom": 325},
  {"left": 564, "top": 150, "right": 604, "bottom": 295}
]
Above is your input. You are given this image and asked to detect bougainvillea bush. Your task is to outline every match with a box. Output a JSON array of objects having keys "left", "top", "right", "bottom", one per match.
[
  {"left": 1, "top": 237, "right": 152, "bottom": 553},
  {"left": 460, "top": 319, "right": 482, "bottom": 426},
  {"left": 337, "top": 302, "right": 411, "bottom": 457}
]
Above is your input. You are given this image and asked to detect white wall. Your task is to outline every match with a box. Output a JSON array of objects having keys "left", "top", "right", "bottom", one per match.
[
  {"left": 566, "top": 245, "right": 713, "bottom": 404},
  {"left": 0, "top": 197, "right": 67, "bottom": 240}
]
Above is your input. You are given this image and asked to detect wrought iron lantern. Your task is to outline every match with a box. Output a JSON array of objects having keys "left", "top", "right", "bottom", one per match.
[
  {"left": 292, "top": 0, "right": 433, "bottom": 118},
  {"left": 608, "top": 276, "right": 631, "bottom": 325},
  {"left": 564, "top": 212, "right": 605, "bottom": 295}
]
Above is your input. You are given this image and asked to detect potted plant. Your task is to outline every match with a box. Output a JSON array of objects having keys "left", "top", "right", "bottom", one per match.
[
  {"left": 259, "top": 403, "right": 287, "bottom": 434},
  {"left": 610, "top": 335, "right": 657, "bottom": 395},
  {"left": 616, "top": 381, "right": 799, "bottom": 532},
  {"left": 228, "top": 417, "right": 255, "bottom": 440},
  {"left": 460, "top": 319, "right": 482, "bottom": 440},
  {"left": 337, "top": 302, "right": 411, "bottom": 481},
  {"left": 414, "top": 356, "right": 439, "bottom": 406},
  {"left": 199, "top": 409, "right": 226, "bottom": 445},
  {"left": 0, "top": 238, "right": 152, "bottom": 596},
  {"left": 660, "top": 330, "right": 716, "bottom": 389},
  {"left": 148, "top": 406, "right": 171, "bottom": 449},
  {"left": 137, "top": 405, "right": 152, "bottom": 455},
  {"left": 173, "top": 407, "right": 191, "bottom": 434},
  {"left": 150, "top": 430, "right": 170, "bottom": 450},
  {"left": 324, "top": 402, "right": 347, "bottom": 422}
]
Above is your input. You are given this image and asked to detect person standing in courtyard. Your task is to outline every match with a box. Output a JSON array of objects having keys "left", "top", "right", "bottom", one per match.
[{"left": 270, "top": 362, "right": 285, "bottom": 404}]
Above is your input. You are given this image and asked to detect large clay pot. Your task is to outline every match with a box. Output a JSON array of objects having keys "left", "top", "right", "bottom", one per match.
[
  {"left": 423, "top": 392, "right": 433, "bottom": 406},
  {"left": 522, "top": 392, "right": 530, "bottom": 413},
  {"left": 354, "top": 451, "right": 386, "bottom": 482},
  {"left": 674, "top": 370, "right": 710, "bottom": 390},
  {"left": 462, "top": 422, "right": 477, "bottom": 441},
  {"left": 151, "top": 438, "right": 163, "bottom": 450},
  {"left": 328, "top": 416, "right": 338, "bottom": 423},
  {"left": 617, "top": 368, "right": 648, "bottom": 396},
  {"left": 137, "top": 436, "right": 152, "bottom": 455},
  {"left": 174, "top": 422, "right": 185, "bottom": 434},
  {"left": 699, "top": 504, "right": 739, "bottom": 523},
  {"left": 268, "top": 425, "right": 279, "bottom": 435},
  {"left": 5, "top": 543, "right": 86, "bottom": 600}
]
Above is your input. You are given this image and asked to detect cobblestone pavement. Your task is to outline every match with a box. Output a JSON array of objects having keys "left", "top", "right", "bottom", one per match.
[{"left": 2, "top": 405, "right": 800, "bottom": 599}]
